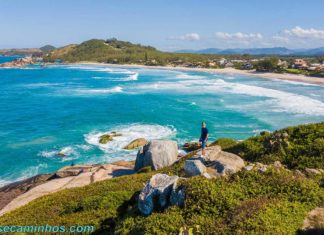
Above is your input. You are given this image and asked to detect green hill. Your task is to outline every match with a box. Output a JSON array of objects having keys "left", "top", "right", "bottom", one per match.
[
  {"left": 40, "top": 45, "right": 56, "bottom": 53},
  {"left": 44, "top": 38, "right": 222, "bottom": 66},
  {"left": 0, "top": 122, "right": 323, "bottom": 234}
]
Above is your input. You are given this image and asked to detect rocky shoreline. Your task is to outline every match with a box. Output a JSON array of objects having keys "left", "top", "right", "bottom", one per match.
[
  {"left": 1, "top": 137, "right": 323, "bottom": 217},
  {"left": 0, "top": 56, "right": 42, "bottom": 68},
  {"left": 0, "top": 160, "right": 135, "bottom": 216}
]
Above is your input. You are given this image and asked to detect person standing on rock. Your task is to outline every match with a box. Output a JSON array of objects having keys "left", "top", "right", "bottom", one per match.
[{"left": 199, "top": 121, "right": 209, "bottom": 157}]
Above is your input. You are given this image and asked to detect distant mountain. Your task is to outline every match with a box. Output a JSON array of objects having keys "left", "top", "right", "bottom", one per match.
[
  {"left": 0, "top": 48, "right": 42, "bottom": 56},
  {"left": 175, "top": 47, "right": 324, "bottom": 56}
]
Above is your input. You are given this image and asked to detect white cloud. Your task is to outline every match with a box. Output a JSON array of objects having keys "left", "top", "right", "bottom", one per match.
[
  {"left": 215, "top": 32, "right": 263, "bottom": 40},
  {"left": 283, "top": 26, "right": 324, "bottom": 39},
  {"left": 168, "top": 33, "right": 200, "bottom": 41},
  {"left": 272, "top": 35, "right": 290, "bottom": 43}
]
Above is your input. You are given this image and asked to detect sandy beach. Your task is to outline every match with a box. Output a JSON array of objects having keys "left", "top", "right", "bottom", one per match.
[{"left": 77, "top": 62, "right": 324, "bottom": 86}]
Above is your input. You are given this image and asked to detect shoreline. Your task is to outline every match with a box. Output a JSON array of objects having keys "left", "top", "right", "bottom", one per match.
[{"left": 76, "top": 62, "right": 324, "bottom": 86}]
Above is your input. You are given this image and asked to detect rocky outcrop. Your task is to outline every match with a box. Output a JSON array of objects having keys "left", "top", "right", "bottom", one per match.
[
  {"left": 182, "top": 142, "right": 208, "bottom": 152},
  {"left": 123, "top": 138, "right": 147, "bottom": 150},
  {"left": 305, "top": 168, "right": 324, "bottom": 175},
  {"left": 302, "top": 207, "right": 324, "bottom": 231},
  {"left": 184, "top": 158, "right": 206, "bottom": 176},
  {"left": 99, "top": 132, "right": 122, "bottom": 144},
  {"left": 0, "top": 162, "right": 134, "bottom": 216},
  {"left": 55, "top": 165, "right": 90, "bottom": 178},
  {"left": 264, "top": 131, "right": 289, "bottom": 152},
  {"left": 197, "top": 145, "right": 221, "bottom": 161},
  {"left": 138, "top": 174, "right": 182, "bottom": 215},
  {"left": 135, "top": 140, "right": 178, "bottom": 171},
  {"left": 0, "top": 174, "right": 54, "bottom": 211},
  {"left": 213, "top": 151, "right": 245, "bottom": 175},
  {"left": 190, "top": 145, "right": 245, "bottom": 177},
  {"left": 0, "top": 57, "right": 36, "bottom": 68}
]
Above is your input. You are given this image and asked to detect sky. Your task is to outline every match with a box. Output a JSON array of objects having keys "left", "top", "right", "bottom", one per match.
[{"left": 1, "top": 0, "right": 324, "bottom": 51}]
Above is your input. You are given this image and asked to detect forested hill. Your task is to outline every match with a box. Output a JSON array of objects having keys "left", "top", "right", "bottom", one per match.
[{"left": 43, "top": 38, "right": 222, "bottom": 65}]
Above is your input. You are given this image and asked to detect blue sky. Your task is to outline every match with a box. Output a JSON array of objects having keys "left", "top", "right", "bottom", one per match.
[{"left": 1, "top": 0, "right": 324, "bottom": 50}]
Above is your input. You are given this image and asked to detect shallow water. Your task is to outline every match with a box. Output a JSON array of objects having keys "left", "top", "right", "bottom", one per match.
[{"left": 0, "top": 62, "right": 323, "bottom": 186}]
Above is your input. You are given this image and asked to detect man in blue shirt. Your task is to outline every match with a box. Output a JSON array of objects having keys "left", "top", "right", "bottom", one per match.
[{"left": 199, "top": 121, "right": 209, "bottom": 157}]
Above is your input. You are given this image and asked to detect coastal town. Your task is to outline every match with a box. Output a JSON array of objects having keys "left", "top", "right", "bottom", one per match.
[{"left": 1, "top": 49, "right": 324, "bottom": 80}]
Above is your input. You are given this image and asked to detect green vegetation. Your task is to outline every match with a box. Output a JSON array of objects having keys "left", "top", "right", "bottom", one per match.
[
  {"left": 44, "top": 38, "right": 224, "bottom": 66},
  {"left": 39, "top": 45, "right": 56, "bottom": 53},
  {"left": 0, "top": 122, "right": 323, "bottom": 234},
  {"left": 255, "top": 57, "right": 280, "bottom": 72},
  {"left": 224, "top": 122, "right": 324, "bottom": 169}
]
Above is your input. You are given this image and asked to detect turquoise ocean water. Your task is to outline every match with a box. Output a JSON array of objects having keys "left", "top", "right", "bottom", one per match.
[{"left": 0, "top": 56, "right": 323, "bottom": 186}]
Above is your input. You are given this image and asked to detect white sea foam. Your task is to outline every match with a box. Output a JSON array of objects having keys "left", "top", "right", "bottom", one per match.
[
  {"left": 0, "top": 179, "right": 11, "bottom": 187},
  {"left": 132, "top": 77, "right": 324, "bottom": 116},
  {"left": 126, "top": 72, "right": 138, "bottom": 81},
  {"left": 23, "top": 83, "right": 64, "bottom": 88},
  {"left": 74, "top": 86, "right": 123, "bottom": 94},
  {"left": 84, "top": 124, "right": 176, "bottom": 153},
  {"left": 175, "top": 73, "right": 206, "bottom": 80},
  {"left": 17, "top": 163, "right": 48, "bottom": 181}
]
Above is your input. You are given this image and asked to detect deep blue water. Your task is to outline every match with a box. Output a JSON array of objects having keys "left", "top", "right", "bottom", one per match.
[
  {"left": 0, "top": 61, "right": 323, "bottom": 186},
  {"left": 0, "top": 55, "right": 21, "bottom": 64}
]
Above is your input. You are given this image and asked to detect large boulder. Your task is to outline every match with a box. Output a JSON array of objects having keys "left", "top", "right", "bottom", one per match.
[
  {"left": 135, "top": 140, "right": 178, "bottom": 171},
  {"left": 196, "top": 145, "right": 244, "bottom": 176},
  {"left": 197, "top": 145, "right": 222, "bottom": 161},
  {"left": 213, "top": 151, "right": 245, "bottom": 175},
  {"left": 184, "top": 158, "right": 206, "bottom": 177},
  {"left": 138, "top": 174, "right": 179, "bottom": 215},
  {"left": 123, "top": 138, "right": 147, "bottom": 150}
]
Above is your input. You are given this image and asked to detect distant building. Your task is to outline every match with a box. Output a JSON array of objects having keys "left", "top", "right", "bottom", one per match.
[
  {"left": 292, "top": 59, "right": 308, "bottom": 69},
  {"left": 218, "top": 58, "right": 227, "bottom": 66},
  {"left": 224, "top": 61, "right": 234, "bottom": 67},
  {"left": 241, "top": 62, "right": 253, "bottom": 70}
]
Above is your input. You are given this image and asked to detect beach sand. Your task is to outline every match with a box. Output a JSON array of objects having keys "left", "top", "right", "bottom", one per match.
[{"left": 77, "top": 62, "right": 324, "bottom": 86}]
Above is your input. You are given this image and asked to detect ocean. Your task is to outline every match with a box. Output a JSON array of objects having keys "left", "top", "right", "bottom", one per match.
[{"left": 0, "top": 57, "right": 323, "bottom": 186}]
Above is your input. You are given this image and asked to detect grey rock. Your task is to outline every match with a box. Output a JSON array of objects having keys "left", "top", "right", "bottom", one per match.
[
  {"left": 244, "top": 164, "right": 255, "bottom": 171},
  {"left": 184, "top": 158, "right": 206, "bottom": 177},
  {"left": 170, "top": 180, "right": 185, "bottom": 207},
  {"left": 135, "top": 140, "right": 178, "bottom": 171},
  {"left": 213, "top": 151, "right": 245, "bottom": 175},
  {"left": 197, "top": 145, "right": 222, "bottom": 161},
  {"left": 55, "top": 166, "right": 86, "bottom": 178},
  {"left": 273, "top": 161, "right": 283, "bottom": 168},
  {"left": 138, "top": 173, "right": 179, "bottom": 215},
  {"left": 305, "top": 168, "right": 322, "bottom": 175}
]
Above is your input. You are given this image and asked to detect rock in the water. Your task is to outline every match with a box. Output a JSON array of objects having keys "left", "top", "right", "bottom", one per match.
[
  {"left": 99, "top": 132, "right": 122, "bottom": 144},
  {"left": 99, "top": 134, "right": 113, "bottom": 144},
  {"left": 123, "top": 138, "right": 147, "bottom": 150},
  {"left": 135, "top": 140, "right": 178, "bottom": 171},
  {"left": 213, "top": 151, "right": 245, "bottom": 175},
  {"left": 56, "top": 151, "right": 66, "bottom": 157},
  {"left": 138, "top": 173, "right": 179, "bottom": 215},
  {"left": 184, "top": 158, "right": 206, "bottom": 177}
]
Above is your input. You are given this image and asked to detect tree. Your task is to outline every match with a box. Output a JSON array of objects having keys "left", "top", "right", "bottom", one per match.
[{"left": 255, "top": 57, "right": 279, "bottom": 72}]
